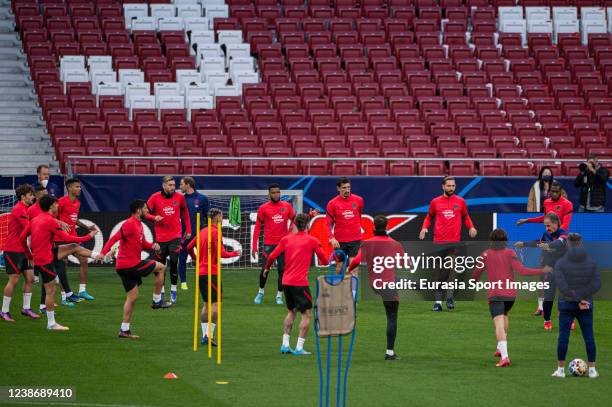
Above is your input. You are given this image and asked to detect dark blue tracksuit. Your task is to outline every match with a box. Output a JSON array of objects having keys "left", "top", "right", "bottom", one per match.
[
  {"left": 525, "top": 227, "right": 568, "bottom": 321},
  {"left": 555, "top": 247, "right": 601, "bottom": 362},
  {"left": 179, "top": 191, "right": 209, "bottom": 283}
]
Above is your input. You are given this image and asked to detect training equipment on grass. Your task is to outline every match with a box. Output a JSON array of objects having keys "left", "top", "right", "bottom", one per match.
[
  {"left": 163, "top": 373, "right": 178, "bottom": 379},
  {"left": 569, "top": 359, "right": 587, "bottom": 377},
  {"left": 192, "top": 213, "right": 222, "bottom": 365},
  {"left": 315, "top": 250, "right": 358, "bottom": 407}
]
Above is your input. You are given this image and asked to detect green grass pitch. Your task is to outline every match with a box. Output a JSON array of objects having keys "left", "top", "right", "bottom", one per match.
[{"left": 0, "top": 267, "right": 610, "bottom": 407}]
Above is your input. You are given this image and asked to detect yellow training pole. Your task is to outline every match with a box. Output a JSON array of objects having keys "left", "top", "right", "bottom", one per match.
[
  {"left": 207, "top": 216, "right": 212, "bottom": 359},
  {"left": 217, "top": 219, "right": 222, "bottom": 365},
  {"left": 193, "top": 213, "right": 201, "bottom": 352}
]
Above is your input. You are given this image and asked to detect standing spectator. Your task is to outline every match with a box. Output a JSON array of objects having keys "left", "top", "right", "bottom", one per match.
[
  {"left": 178, "top": 176, "right": 209, "bottom": 291},
  {"left": 551, "top": 233, "right": 601, "bottom": 378},
  {"left": 527, "top": 167, "right": 567, "bottom": 212},
  {"left": 33, "top": 164, "right": 61, "bottom": 197},
  {"left": 574, "top": 154, "right": 609, "bottom": 213}
]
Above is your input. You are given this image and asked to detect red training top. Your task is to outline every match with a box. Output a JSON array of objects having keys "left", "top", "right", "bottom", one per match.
[
  {"left": 101, "top": 216, "right": 153, "bottom": 269},
  {"left": 325, "top": 194, "right": 364, "bottom": 243},
  {"left": 20, "top": 212, "right": 92, "bottom": 265},
  {"left": 187, "top": 225, "right": 238, "bottom": 275},
  {"left": 472, "top": 248, "right": 543, "bottom": 298},
  {"left": 253, "top": 200, "right": 296, "bottom": 251},
  {"left": 57, "top": 196, "right": 81, "bottom": 237},
  {"left": 349, "top": 235, "right": 405, "bottom": 290},
  {"left": 146, "top": 191, "right": 191, "bottom": 243},
  {"left": 4, "top": 201, "right": 29, "bottom": 252},
  {"left": 422, "top": 194, "right": 474, "bottom": 243},
  {"left": 266, "top": 231, "right": 329, "bottom": 286},
  {"left": 27, "top": 202, "right": 42, "bottom": 220},
  {"left": 526, "top": 196, "right": 573, "bottom": 230}
]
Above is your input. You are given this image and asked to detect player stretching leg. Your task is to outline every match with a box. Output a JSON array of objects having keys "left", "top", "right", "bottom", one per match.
[
  {"left": 20, "top": 196, "right": 98, "bottom": 330},
  {"left": 325, "top": 178, "right": 364, "bottom": 274},
  {"left": 264, "top": 214, "right": 329, "bottom": 355},
  {"left": 188, "top": 209, "right": 240, "bottom": 345},
  {"left": 147, "top": 176, "right": 191, "bottom": 304},
  {"left": 253, "top": 184, "right": 296, "bottom": 305},
  {"left": 1, "top": 185, "right": 39, "bottom": 321},
  {"left": 419, "top": 176, "right": 477, "bottom": 311},
  {"left": 472, "top": 229, "right": 550, "bottom": 367},
  {"left": 99, "top": 200, "right": 170, "bottom": 339}
]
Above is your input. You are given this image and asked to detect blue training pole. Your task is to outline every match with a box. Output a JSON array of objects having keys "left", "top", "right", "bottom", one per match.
[
  {"left": 336, "top": 335, "right": 343, "bottom": 407},
  {"left": 326, "top": 336, "right": 331, "bottom": 407},
  {"left": 315, "top": 279, "right": 324, "bottom": 407},
  {"left": 342, "top": 276, "right": 358, "bottom": 407}
]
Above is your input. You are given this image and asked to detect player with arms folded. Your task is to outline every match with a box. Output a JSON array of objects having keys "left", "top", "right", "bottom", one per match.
[
  {"left": 99, "top": 200, "right": 169, "bottom": 339},
  {"left": 264, "top": 214, "right": 329, "bottom": 355},
  {"left": 56, "top": 178, "right": 97, "bottom": 301},
  {"left": 147, "top": 176, "right": 191, "bottom": 304}
]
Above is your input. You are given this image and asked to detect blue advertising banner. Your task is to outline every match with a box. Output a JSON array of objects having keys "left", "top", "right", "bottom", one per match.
[{"left": 70, "top": 175, "right": 604, "bottom": 213}]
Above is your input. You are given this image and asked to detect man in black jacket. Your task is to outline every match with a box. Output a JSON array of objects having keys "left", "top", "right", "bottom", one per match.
[
  {"left": 552, "top": 233, "right": 601, "bottom": 378},
  {"left": 574, "top": 154, "right": 609, "bottom": 213}
]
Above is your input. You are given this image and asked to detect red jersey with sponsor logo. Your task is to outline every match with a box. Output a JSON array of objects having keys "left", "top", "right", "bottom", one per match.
[
  {"left": 472, "top": 248, "right": 543, "bottom": 298},
  {"left": 187, "top": 226, "right": 238, "bottom": 275},
  {"left": 57, "top": 196, "right": 80, "bottom": 237},
  {"left": 266, "top": 231, "right": 329, "bottom": 286},
  {"left": 253, "top": 200, "right": 296, "bottom": 250},
  {"left": 422, "top": 194, "right": 474, "bottom": 243},
  {"left": 526, "top": 196, "right": 573, "bottom": 230},
  {"left": 20, "top": 212, "right": 91, "bottom": 265},
  {"left": 349, "top": 235, "right": 405, "bottom": 290},
  {"left": 146, "top": 191, "right": 191, "bottom": 242},
  {"left": 27, "top": 202, "right": 42, "bottom": 220},
  {"left": 325, "top": 194, "right": 364, "bottom": 243},
  {"left": 4, "top": 201, "right": 29, "bottom": 252},
  {"left": 101, "top": 216, "right": 153, "bottom": 269}
]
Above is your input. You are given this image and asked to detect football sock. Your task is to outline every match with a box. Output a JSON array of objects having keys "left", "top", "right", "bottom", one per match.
[
  {"left": 121, "top": 322, "right": 130, "bottom": 332},
  {"left": 153, "top": 294, "right": 161, "bottom": 302},
  {"left": 171, "top": 285, "right": 177, "bottom": 292},
  {"left": 46, "top": 310, "right": 56, "bottom": 327},
  {"left": 537, "top": 297, "right": 544, "bottom": 310},
  {"left": 201, "top": 322, "right": 207, "bottom": 338},
  {"left": 258, "top": 288, "right": 264, "bottom": 295},
  {"left": 296, "top": 337, "right": 306, "bottom": 351},
  {"left": 282, "top": 334, "right": 290, "bottom": 348},
  {"left": 79, "top": 284, "right": 86, "bottom": 293},
  {"left": 2, "top": 296, "right": 11, "bottom": 313},
  {"left": 23, "top": 293, "right": 32, "bottom": 310},
  {"left": 498, "top": 341, "right": 508, "bottom": 359}
]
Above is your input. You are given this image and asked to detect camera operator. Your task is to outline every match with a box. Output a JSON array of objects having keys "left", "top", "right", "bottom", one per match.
[{"left": 574, "top": 155, "right": 609, "bottom": 213}]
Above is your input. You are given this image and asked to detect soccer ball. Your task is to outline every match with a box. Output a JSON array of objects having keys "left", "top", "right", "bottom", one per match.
[{"left": 569, "top": 359, "right": 587, "bottom": 377}]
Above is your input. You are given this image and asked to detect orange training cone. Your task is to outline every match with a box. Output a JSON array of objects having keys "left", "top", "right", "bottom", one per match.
[{"left": 164, "top": 373, "right": 178, "bottom": 379}]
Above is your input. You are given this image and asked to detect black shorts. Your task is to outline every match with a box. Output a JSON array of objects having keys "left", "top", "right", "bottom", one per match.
[
  {"left": 4, "top": 252, "right": 30, "bottom": 275},
  {"left": 35, "top": 263, "right": 57, "bottom": 284},
  {"left": 155, "top": 239, "right": 181, "bottom": 264},
  {"left": 489, "top": 297, "right": 515, "bottom": 318},
  {"left": 199, "top": 275, "right": 221, "bottom": 303},
  {"left": 284, "top": 285, "right": 313, "bottom": 312},
  {"left": 259, "top": 244, "right": 285, "bottom": 271},
  {"left": 339, "top": 240, "right": 361, "bottom": 258},
  {"left": 116, "top": 260, "right": 157, "bottom": 292}
]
